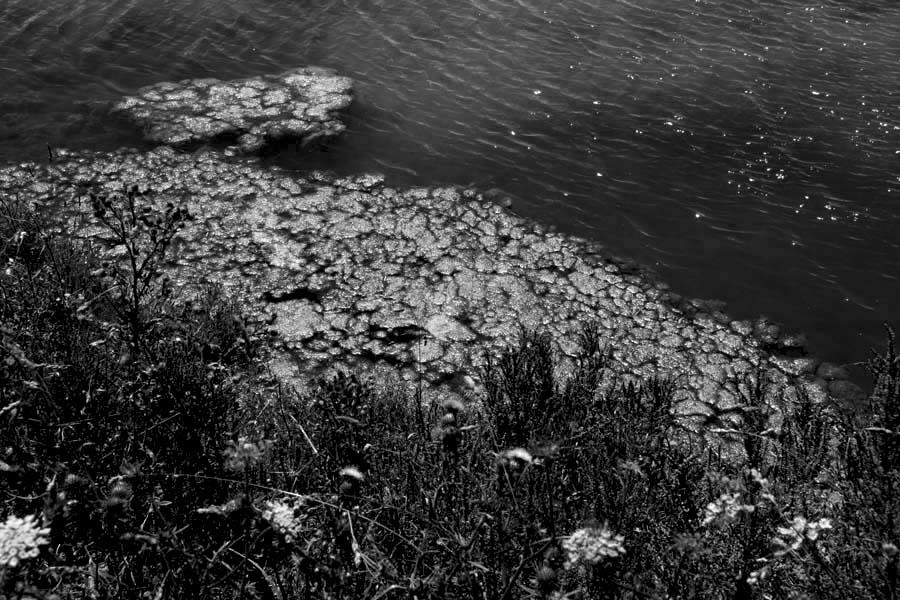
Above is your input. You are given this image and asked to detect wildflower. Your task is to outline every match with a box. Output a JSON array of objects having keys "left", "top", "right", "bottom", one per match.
[
  {"left": 747, "top": 564, "right": 770, "bottom": 586},
  {"left": 261, "top": 497, "right": 306, "bottom": 543},
  {"left": 197, "top": 496, "right": 243, "bottom": 516},
  {"left": 562, "top": 525, "right": 626, "bottom": 568},
  {"left": 223, "top": 436, "right": 270, "bottom": 472},
  {"left": 339, "top": 466, "right": 364, "bottom": 481},
  {"left": 702, "top": 492, "right": 756, "bottom": 526},
  {"left": 803, "top": 517, "right": 832, "bottom": 541},
  {"left": 773, "top": 516, "right": 832, "bottom": 556},
  {"left": 748, "top": 468, "right": 777, "bottom": 504},
  {"left": 749, "top": 468, "right": 768, "bottom": 487},
  {"left": 0, "top": 514, "right": 50, "bottom": 568}
]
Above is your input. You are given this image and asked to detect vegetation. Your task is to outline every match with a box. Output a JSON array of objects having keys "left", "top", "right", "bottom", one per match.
[{"left": 1, "top": 188, "right": 898, "bottom": 599}]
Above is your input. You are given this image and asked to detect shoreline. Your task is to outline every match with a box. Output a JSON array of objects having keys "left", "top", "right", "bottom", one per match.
[
  {"left": 0, "top": 66, "right": 869, "bottom": 420},
  {"left": 1, "top": 144, "right": 867, "bottom": 423}
]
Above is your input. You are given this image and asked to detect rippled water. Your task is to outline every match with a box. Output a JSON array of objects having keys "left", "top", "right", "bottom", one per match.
[{"left": 2, "top": 0, "right": 899, "bottom": 370}]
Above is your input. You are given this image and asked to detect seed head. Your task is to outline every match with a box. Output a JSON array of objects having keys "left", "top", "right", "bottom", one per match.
[
  {"left": 106, "top": 479, "right": 133, "bottom": 509},
  {"left": 497, "top": 448, "right": 533, "bottom": 471},
  {"left": 339, "top": 466, "right": 365, "bottom": 481},
  {"left": 505, "top": 448, "right": 533, "bottom": 464},
  {"left": 535, "top": 565, "right": 558, "bottom": 595},
  {"left": 442, "top": 399, "right": 465, "bottom": 414}
]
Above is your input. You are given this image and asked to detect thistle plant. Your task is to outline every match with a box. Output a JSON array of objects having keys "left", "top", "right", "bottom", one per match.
[{"left": 435, "top": 398, "right": 464, "bottom": 456}]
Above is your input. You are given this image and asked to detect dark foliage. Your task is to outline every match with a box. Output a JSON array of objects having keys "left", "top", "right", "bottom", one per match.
[{"left": 1, "top": 190, "right": 898, "bottom": 599}]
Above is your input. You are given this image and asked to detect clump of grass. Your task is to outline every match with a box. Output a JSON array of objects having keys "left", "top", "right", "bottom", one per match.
[
  {"left": 1, "top": 188, "right": 264, "bottom": 598},
  {"left": 1, "top": 186, "right": 899, "bottom": 599}
]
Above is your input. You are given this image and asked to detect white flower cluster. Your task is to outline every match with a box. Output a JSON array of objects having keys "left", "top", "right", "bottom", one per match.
[
  {"left": 0, "top": 514, "right": 50, "bottom": 569},
  {"left": 196, "top": 496, "right": 243, "bottom": 516},
  {"left": 702, "top": 492, "right": 756, "bottom": 526},
  {"left": 747, "top": 563, "right": 770, "bottom": 586},
  {"left": 261, "top": 497, "right": 305, "bottom": 543},
  {"left": 773, "top": 516, "right": 832, "bottom": 556},
  {"left": 562, "top": 525, "right": 626, "bottom": 568},
  {"left": 746, "top": 515, "right": 834, "bottom": 585},
  {"left": 223, "top": 436, "right": 271, "bottom": 472}
]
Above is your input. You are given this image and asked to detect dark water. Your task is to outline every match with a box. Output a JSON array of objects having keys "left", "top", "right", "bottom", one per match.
[{"left": 2, "top": 0, "right": 899, "bottom": 372}]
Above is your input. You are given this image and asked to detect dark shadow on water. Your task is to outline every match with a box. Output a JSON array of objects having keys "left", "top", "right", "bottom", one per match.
[
  {"left": 257, "top": 135, "right": 359, "bottom": 177},
  {"left": 258, "top": 102, "right": 514, "bottom": 194},
  {"left": 170, "top": 131, "right": 246, "bottom": 154}
]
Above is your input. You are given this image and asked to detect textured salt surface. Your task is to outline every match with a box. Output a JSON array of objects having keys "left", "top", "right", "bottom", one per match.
[
  {"left": 112, "top": 67, "right": 352, "bottom": 152},
  {"left": 1, "top": 147, "right": 864, "bottom": 434},
  {"left": 1, "top": 66, "right": 866, "bottom": 439}
]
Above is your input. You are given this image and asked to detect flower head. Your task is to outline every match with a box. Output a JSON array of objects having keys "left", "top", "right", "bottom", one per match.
[
  {"left": 504, "top": 448, "right": 533, "bottom": 464},
  {"left": 496, "top": 448, "right": 534, "bottom": 478},
  {"left": 261, "top": 497, "right": 306, "bottom": 544},
  {"left": 702, "top": 492, "right": 756, "bottom": 526},
  {"left": 773, "top": 516, "right": 832, "bottom": 556},
  {"left": 442, "top": 399, "right": 465, "bottom": 414},
  {"left": 562, "top": 525, "right": 626, "bottom": 568},
  {"left": 747, "top": 564, "right": 770, "bottom": 586},
  {"left": 0, "top": 514, "right": 50, "bottom": 568},
  {"left": 223, "top": 436, "right": 270, "bottom": 472}
]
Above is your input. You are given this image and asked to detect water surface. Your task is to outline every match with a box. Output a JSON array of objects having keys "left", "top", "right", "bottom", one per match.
[{"left": 2, "top": 0, "right": 899, "bottom": 372}]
